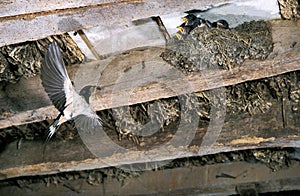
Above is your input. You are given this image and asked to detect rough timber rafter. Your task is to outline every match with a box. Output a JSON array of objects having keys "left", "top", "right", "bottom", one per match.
[{"left": 0, "top": 0, "right": 228, "bottom": 47}]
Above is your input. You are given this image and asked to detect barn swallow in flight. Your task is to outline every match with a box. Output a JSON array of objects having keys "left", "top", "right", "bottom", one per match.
[{"left": 41, "top": 42, "right": 102, "bottom": 143}]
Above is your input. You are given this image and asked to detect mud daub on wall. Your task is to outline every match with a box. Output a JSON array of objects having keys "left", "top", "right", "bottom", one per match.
[
  {"left": 278, "top": 0, "right": 300, "bottom": 19},
  {"left": 0, "top": 34, "right": 84, "bottom": 83}
]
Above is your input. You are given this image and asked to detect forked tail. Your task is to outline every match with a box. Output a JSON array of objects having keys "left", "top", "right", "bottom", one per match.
[{"left": 42, "top": 113, "right": 62, "bottom": 157}]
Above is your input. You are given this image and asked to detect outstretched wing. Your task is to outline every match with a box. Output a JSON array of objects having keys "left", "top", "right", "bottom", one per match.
[
  {"left": 73, "top": 113, "right": 103, "bottom": 133},
  {"left": 41, "top": 42, "right": 74, "bottom": 112}
]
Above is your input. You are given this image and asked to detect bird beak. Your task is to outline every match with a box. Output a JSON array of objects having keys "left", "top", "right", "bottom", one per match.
[
  {"left": 90, "top": 86, "right": 101, "bottom": 94},
  {"left": 175, "top": 33, "right": 183, "bottom": 40},
  {"left": 178, "top": 27, "right": 185, "bottom": 34}
]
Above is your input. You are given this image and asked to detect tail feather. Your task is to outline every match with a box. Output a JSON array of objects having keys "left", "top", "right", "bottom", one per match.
[
  {"left": 43, "top": 114, "right": 62, "bottom": 158},
  {"left": 46, "top": 120, "right": 60, "bottom": 142}
]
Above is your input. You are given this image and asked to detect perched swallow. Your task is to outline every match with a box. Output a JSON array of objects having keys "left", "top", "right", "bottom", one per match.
[
  {"left": 211, "top": 19, "right": 229, "bottom": 29},
  {"left": 41, "top": 42, "right": 102, "bottom": 142},
  {"left": 196, "top": 17, "right": 212, "bottom": 28}
]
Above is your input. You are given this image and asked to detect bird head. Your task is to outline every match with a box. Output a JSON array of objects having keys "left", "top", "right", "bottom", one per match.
[
  {"left": 211, "top": 20, "right": 229, "bottom": 29},
  {"left": 178, "top": 26, "right": 187, "bottom": 34},
  {"left": 79, "top": 85, "right": 99, "bottom": 104},
  {"left": 195, "top": 18, "right": 209, "bottom": 28},
  {"left": 182, "top": 14, "right": 197, "bottom": 25}
]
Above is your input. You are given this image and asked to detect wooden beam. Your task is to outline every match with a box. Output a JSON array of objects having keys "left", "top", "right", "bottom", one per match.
[
  {"left": 0, "top": 98, "right": 299, "bottom": 180},
  {"left": 0, "top": 0, "right": 228, "bottom": 47},
  {"left": 0, "top": 0, "right": 122, "bottom": 17},
  {"left": 1, "top": 161, "right": 300, "bottom": 195},
  {"left": 0, "top": 19, "right": 299, "bottom": 130}
]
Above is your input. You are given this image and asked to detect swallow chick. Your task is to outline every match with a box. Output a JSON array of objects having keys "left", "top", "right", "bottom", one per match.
[
  {"left": 41, "top": 42, "right": 102, "bottom": 143},
  {"left": 177, "top": 22, "right": 192, "bottom": 34},
  {"left": 175, "top": 31, "right": 185, "bottom": 40},
  {"left": 175, "top": 17, "right": 210, "bottom": 40},
  {"left": 182, "top": 14, "right": 198, "bottom": 26},
  {"left": 183, "top": 14, "right": 211, "bottom": 28}
]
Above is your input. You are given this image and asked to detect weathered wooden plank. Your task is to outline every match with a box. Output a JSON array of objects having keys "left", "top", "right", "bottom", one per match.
[
  {"left": 0, "top": 19, "right": 299, "bottom": 130},
  {"left": 0, "top": 0, "right": 119, "bottom": 17},
  {"left": 1, "top": 161, "right": 300, "bottom": 195},
  {"left": 0, "top": 92, "right": 299, "bottom": 180},
  {"left": 0, "top": 0, "right": 228, "bottom": 47}
]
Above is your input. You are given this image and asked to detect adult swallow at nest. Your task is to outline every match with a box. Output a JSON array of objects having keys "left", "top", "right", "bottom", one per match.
[
  {"left": 211, "top": 19, "right": 229, "bottom": 29},
  {"left": 41, "top": 42, "right": 102, "bottom": 142}
]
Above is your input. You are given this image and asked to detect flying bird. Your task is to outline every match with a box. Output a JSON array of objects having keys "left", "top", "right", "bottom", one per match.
[{"left": 41, "top": 42, "right": 102, "bottom": 142}]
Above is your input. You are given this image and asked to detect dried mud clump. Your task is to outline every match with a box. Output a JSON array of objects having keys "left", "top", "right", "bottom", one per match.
[
  {"left": 98, "top": 95, "right": 200, "bottom": 143},
  {"left": 278, "top": 0, "right": 300, "bottom": 19},
  {"left": 0, "top": 167, "right": 142, "bottom": 191},
  {"left": 161, "top": 20, "right": 273, "bottom": 73},
  {"left": 253, "top": 149, "right": 291, "bottom": 171},
  {"left": 165, "top": 148, "right": 294, "bottom": 172},
  {"left": 0, "top": 34, "right": 84, "bottom": 83}
]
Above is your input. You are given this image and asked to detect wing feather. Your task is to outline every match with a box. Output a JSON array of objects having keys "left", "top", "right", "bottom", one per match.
[
  {"left": 41, "top": 42, "right": 73, "bottom": 112},
  {"left": 74, "top": 114, "right": 103, "bottom": 133}
]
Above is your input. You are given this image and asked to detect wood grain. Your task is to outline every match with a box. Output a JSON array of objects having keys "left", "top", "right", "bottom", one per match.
[
  {"left": 0, "top": 98, "right": 299, "bottom": 180},
  {"left": 0, "top": 0, "right": 227, "bottom": 47}
]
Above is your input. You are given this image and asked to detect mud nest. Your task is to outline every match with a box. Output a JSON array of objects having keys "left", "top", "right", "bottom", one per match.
[
  {"left": 161, "top": 20, "right": 273, "bottom": 72},
  {"left": 97, "top": 95, "right": 199, "bottom": 144},
  {"left": 0, "top": 34, "right": 84, "bottom": 83},
  {"left": 96, "top": 71, "right": 300, "bottom": 144}
]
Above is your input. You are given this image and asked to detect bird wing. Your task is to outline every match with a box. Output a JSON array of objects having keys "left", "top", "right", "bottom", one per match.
[
  {"left": 73, "top": 113, "right": 103, "bottom": 133},
  {"left": 41, "top": 42, "right": 74, "bottom": 112}
]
